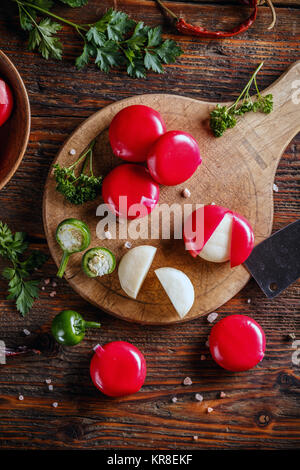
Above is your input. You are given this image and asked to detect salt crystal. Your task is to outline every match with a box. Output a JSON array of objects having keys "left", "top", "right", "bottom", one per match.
[
  {"left": 220, "top": 391, "right": 226, "bottom": 398},
  {"left": 48, "top": 385, "right": 53, "bottom": 391},
  {"left": 42, "top": 287, "right": 45, "bottom": 291},
  {"left": 171, "top": 396, "right": 177, "bottom": 403},
  {"left": 183, "top": 377, "right": 193, "bottom": 386},
  {"left": 45, "top": 379, "right": 51, "bottom": 385},
  {"left": 18, "top": 395, "right": 24, "bottom": 401},
  {"left": 273, "top": 183, "right": 279, "bottom": 192},
  {"left": 124, "top": 241, "right": 132, "bottom": 249},
  {"left": 49, "top": 291, "right": 56, "bottom": 298},
  {"left": 23, "top": 329, "right": 31, "bottom": 336},
  {"left": 200, "top": 355, "right": 206, "bottom": 361},
  {"left": 247, "top": 298, "right": 251, "bottom": 304},
  {"left": 207, "top": 312, "right": 218, "bottom": 323},
  {"left": 207, "top": 407, "right": 213, "bottom": 413},
  {"left": 104, "top": 230, "right": 112, "bottom": 240},
  {"left": 205, "top": 340, "right": 209, "bottom": 348},
  {"left": 44, "top": 279, "right": 50, "bottom": 285},
  {"left": 195, "top": 393, "right": 203, "bottom": 402},
  {"left": 193, "top": 436, "right": 198, "bottom": 441},
  {"left": 52, "top": 402, "right": 58, "bottom": 408},
  {"left": 52, "top": 282, "right": 57, "bottom": 287},
  {"left": 69, "top": 148, "right": 76, "bottom": 156},
  {"left": 182, "top": 188, "right": 191, "bottom": 198},
  {"left": 286, "top": 333, "right": 296, "bottom": 341}
]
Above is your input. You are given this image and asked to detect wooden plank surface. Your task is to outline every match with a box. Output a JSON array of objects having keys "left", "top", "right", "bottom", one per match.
[{"left": 0, "top": 0, "right": 299, "bottom": 450}]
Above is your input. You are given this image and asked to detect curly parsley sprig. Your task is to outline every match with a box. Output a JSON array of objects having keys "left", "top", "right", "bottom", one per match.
[
  {"left": 53, "top": 139, "right": 102, "bottom": 205},
  {"left": 0, "top": 222, "right": 48, "bottom": 316},
  {"left": 12, "top": 1, "right": 183, "bottom": 77},
  {"left": 210, "top": 62, "right": 273, "bottom": 137}
]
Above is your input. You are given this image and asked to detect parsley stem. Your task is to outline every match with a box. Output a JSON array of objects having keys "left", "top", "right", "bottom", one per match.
[
  {"left": 14, "top": 0, "right": 88, "bottom": 32},
  {"left": 229, "top": 61, "right": 264, "bottom": 111}
]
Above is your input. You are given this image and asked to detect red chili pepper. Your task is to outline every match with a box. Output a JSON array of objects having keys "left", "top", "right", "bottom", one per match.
[{"left": 155, "top": 0, "right": 276, "bottom": 39}]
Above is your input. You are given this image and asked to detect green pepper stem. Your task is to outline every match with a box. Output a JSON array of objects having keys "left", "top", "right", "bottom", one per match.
[
  {"left": 84, "top": 321, "right": 101, "bottom": 329},
  {"left": 57, "top": 252, "right": 71, "bottom": 278}
]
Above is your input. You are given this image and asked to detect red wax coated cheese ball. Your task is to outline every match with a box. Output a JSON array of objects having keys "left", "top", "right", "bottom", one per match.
[
  {"left": 147, "top": 130, "right": 202, "bottom": 186},
  {"left": 90, "top": 342, "right": 147, "bottom": 397},
  {"left": 209, "top": 315, "right": 266, "bottom": 372},
  {"left": 109, "top": 105, "right": 166, "bottom": 162}
]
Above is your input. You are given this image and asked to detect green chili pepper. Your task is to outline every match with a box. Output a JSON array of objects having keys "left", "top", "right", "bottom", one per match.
[
  {"left": 51, "top": 310, "right": 101, "bottom": 346},
  {"left": 82, "top": 247, "right": 116, "bottom": 278},
  {"left": 56, "top": 218, "right": 91, "bottom": 278}
]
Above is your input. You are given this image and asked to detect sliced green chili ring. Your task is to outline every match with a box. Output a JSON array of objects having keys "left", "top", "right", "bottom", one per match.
[
  {"left": 56, "top": 218, "right": 91, "bottom": 278},
  {"left": 82, "top": 247, "right": 116, "bottom": 278}
]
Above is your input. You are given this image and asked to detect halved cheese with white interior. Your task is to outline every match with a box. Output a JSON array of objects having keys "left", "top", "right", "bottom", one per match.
[
  {"left": 199, "top": 212, "right": 233, "bottom": 263},
  {"left": 155, "top": 267, "right": 194, "bottom": 319},
  {"left": 118, "top": 245, "right": 157, "bottom": 299}
]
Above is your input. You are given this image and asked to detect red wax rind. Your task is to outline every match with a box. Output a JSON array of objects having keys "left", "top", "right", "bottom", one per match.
[
  {"left": 209, "top": 315, "right": 266, "bottom": 372},
  {"left": 147, "top": 130, "right": 201, "bottom": 186},
  {"left": 90, "top": 341, "right": 147, "bottom": 397},
  {"left": 102, "top": 163, "right": 160, "bottom": 219},
  {"left": 230, "top": 213, "right": 255, "bottom": 267},
  {"left": 0, "top": 79, "right": 13, "bottom": 127},
  {"left": 183, "top": 204, "right": 254, "bottom": 267},
  {"left": 109, "top": 105, "right": 166, "bottom": 162}
]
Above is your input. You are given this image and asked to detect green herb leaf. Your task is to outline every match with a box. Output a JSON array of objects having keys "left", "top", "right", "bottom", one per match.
[
  {"left": 147, "top": 26, "right": 162, "bottom": 48},
  {"left": 14, "top": 279, "right": 40, "bottom": 317},
  {"left": 210, "top": 63, "right": 274, "bottom": 137},
  {"left": 58, "top": 0, "right": 88, "bottom": 6},
  {"left": 86, "top": 26, "right": 106, "bottom": 47},
  {"left": 53, "top": 139, "right": 102, "bottom": 205},
  {"left": 31, "top": 0, "right": 54, "bottom": 9},
  {"left": 144, "top": 51, "right": 164, "bottom": 74},
  {"left": 125, "top": 22, "right": 148, "bottom": 51},
  {"left": 0, "top": 222, "right": 47, "bottom": 316},
  {"left": 127, "top": 59, "right": 147, "bottom": 79},
  {"left": 15, "top": 3, "right": 183, "bottom": 78},
  {"left": 18, "top": 6, "right": 35, "bottom": 31},
  {"left": 75, "top": 41, "right": 93, "bottom": 69},
  {"left": 28, "top": 18, "right": 63, "bottom": 60},
  {"left": 156, "top": 39, "right": 183, "bottom": 64},
  {"left": 95, "top": 41, "right": 123, "bottom": 73},
  {"left": 106, "top": 10, "right": 135, "bottom": 41}
]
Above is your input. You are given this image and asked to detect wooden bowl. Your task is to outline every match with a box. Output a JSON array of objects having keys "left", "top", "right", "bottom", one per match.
[{"left": 0, "top": 50, "right": 30, "bottom": 190}]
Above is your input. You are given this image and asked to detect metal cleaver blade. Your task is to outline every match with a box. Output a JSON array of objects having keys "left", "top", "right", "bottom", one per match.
[{"left": 244, "top": 219, "right": 300, "bottom": 298}]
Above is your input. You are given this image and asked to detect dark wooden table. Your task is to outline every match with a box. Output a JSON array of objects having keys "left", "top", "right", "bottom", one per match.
[{"left": 0, "top": 0, "right": 299, "bottom": 450}]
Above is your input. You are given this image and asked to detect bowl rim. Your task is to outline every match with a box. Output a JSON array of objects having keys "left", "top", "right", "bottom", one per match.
[{"left": 0, "top": 50, "right": 31, "bottom": 190}]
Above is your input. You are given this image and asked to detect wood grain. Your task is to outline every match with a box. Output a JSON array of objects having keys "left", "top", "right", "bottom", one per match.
[
  {"left": 0, "top": 0, "right": 299, "bottom": 450},
  {"left": 43, "top": 62, "right": 300, "bottom": 324}
]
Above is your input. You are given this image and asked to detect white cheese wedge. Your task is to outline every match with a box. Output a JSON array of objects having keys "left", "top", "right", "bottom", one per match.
[
  {"left": 155, "top": 267, "right": 194, "bottom": 319},
  {"left": 118, "top": 245, "right": 157, "bottom": 299},
  {"left": 199, "top": 213, "right": 233, "bottom": 263}
]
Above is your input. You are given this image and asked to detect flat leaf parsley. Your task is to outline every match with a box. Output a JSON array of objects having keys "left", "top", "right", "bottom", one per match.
[
  {"left": 12, "top": 1, "right": 183, "bottom": 77},
  {"left": 0, "top": 222, "right": 48, "bottom": 316}
]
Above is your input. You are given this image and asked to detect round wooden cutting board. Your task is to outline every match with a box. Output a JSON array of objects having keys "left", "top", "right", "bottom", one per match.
[{"left": 43, "top": 62, "right": 300, "bottom": 325}]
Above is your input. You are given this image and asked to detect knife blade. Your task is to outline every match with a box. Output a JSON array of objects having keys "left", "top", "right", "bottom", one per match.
[{"left": 244, "top": 219, "right": 300, "bottom": 298}]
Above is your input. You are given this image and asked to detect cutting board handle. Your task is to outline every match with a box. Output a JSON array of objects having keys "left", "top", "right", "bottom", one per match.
[{"left": 235, "top": 60, "right": 300, "bottom": 175}]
